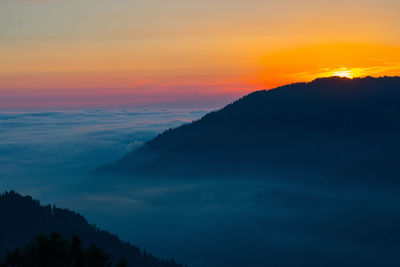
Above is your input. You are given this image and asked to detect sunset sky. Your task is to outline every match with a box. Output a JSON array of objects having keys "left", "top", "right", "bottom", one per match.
[{"left": 1, "top": 0, "right": 400, "bottom": 108}]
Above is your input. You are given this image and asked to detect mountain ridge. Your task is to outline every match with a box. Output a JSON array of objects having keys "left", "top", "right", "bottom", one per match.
[
  {"left": 0, "top": 190, "right": 183, "bottom": 267},
  {"left": 96, "top": 76, "right": 400, "bottom": 181}
]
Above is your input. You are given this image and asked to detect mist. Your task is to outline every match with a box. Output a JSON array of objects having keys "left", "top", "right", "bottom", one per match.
[
  {"left": 1, "top": 108, "right": 400, "bottom": 267},
  {"left": 0, "top": 108, "right": 206, "bottom": 197}
]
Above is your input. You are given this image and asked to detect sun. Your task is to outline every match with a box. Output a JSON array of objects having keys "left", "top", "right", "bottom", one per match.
[
  {"left": 316, "top": 67, "right": 360, "bottom": 79},
  {"left": 332, "top": 68, "right": 353, "bottom": 78}
]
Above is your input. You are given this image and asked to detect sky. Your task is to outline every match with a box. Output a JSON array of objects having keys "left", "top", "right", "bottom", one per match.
[{"left": 1, "top": 0, "right": 400, "bottom": 108}]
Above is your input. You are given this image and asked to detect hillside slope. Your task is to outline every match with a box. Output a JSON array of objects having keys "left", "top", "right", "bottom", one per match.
[
  {"left": 0, "top": 191, "right": 183, "bottom": 267},
  {"left": 97, "top": 76, "right": 400, "bottom": 181}
]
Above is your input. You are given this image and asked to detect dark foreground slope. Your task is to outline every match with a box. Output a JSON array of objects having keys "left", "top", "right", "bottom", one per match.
[
  {"left": 98, "top": 76, "right": 400, "bottom": 181},
  {"left": 0, "top": 191, "right": 183, "bottom": 267}
]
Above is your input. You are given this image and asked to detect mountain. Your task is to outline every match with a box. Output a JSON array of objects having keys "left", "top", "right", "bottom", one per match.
[
  {"left": 0, "top": 191, "right": 183, "bottom": 267},
  {"left": 97, "top": 76, "right": 400, "bottom": 182}
]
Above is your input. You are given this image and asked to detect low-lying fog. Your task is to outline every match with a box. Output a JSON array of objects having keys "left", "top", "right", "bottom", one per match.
[{"left": 1, "top": 109, "right": 399, "bottom": 267}]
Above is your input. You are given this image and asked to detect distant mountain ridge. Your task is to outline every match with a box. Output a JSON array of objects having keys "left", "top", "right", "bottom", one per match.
[
  {"left": 97, "top": 76, "right": 400, "bottom": 181},
  {"left": 0, "top": 191, "right": 183, "bottom": 267}
]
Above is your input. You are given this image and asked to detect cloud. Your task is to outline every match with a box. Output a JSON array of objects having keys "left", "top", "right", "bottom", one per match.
[{"left": 0, "top": 108, "right": 207, "bottom": 190}]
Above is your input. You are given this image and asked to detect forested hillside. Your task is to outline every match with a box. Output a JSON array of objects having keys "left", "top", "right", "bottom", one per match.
[
  {"left": 97, "top": 76, "right": 400, "bottom": 182},
  {"left": 0, "top": 191, "right": 183, "bottom": 267}
]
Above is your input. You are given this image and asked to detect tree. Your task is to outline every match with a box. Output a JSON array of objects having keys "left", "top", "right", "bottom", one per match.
[
  {"left": 1, "top": 233, "right": 113, "bottom": 267},
  {"left": 86, "top": 245, "right": 111, "bottom": 267},
  {"left": 115, "top": 258, "right": 129, "bottom": 267}
]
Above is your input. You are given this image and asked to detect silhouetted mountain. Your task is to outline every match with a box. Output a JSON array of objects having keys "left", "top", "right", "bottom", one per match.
[
  {"left": 97, "top": 76, "right": 400, "bottom": 182},
  {"left": 0, "top": 191, "right": 183, "bottom": 267}
]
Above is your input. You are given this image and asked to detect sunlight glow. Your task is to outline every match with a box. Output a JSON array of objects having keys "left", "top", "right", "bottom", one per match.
[
  {"left": 315, "top": 67, "right": 368, "bottom": 79},
  {"left": 332, "top": 68, "right": 354, "bottom": 78}
]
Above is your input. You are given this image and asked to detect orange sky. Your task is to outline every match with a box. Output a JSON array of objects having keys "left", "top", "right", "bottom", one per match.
[{"left": 1, "top": 0, "right": 400, "bottom": 108}]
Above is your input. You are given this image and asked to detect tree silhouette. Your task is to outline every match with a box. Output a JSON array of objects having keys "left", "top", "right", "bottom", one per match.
[
  {"left": 0, "top": 191, "right": 183, "bottom": 267},
  {"left": 0, "top": 232, "right": 114, "bottom": 267},
  {"left": 115, "top": 259, "right": 129, "bottom": 267}
]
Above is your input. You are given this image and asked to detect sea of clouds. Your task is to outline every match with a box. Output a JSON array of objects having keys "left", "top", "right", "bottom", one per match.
[
  {"left": 0, "top": 108, "right": 207, "bottom": 196},
  {"left": 1, "top": 108, "right": 400, "bottom": 267}
]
